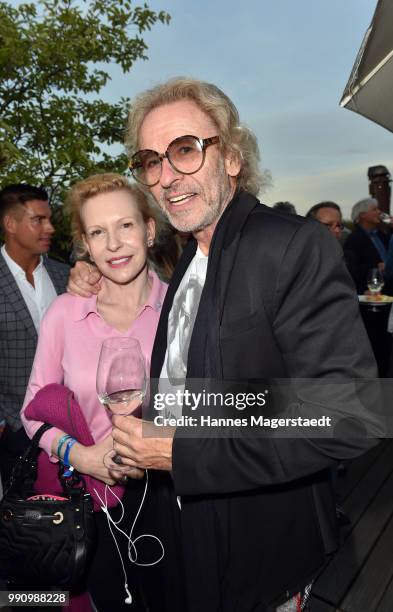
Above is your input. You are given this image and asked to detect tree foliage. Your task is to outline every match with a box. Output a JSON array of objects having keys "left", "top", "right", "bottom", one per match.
[{"left": 0, "top": 0, "right": 170, "bottom": 259}]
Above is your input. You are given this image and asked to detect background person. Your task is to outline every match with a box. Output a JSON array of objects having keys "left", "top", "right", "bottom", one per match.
[
  {"left": 21, "top": 174, "right": 180, "bottom": 611},
  {"left": 306, "top": 201, "right": 344, "bottom": 242},
  {"left": 272, "top": 201, "right": 297, "bottom": 215},
  {"left": 0, "top": 183, "right": 69, "bottom": 490},
  {"left": 343, "top": 197, "right": 391, "bottom": 294}
]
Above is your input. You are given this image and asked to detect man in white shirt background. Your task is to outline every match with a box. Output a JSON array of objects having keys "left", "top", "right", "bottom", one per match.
[{"left": 0, "top": 183, "right": 69, "bottom": 490}]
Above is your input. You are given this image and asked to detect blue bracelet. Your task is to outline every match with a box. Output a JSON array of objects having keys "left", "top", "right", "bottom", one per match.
[
  {"left": 57, "top": 434, "right": 72, "bottom": 460},
  {"left": 62, "top": 437, "right": 77, "bottom": 468}
]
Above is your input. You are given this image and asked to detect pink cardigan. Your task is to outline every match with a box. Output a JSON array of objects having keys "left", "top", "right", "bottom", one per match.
[{"left": 24, "top": 382, "right": 125, "bottom": 511}]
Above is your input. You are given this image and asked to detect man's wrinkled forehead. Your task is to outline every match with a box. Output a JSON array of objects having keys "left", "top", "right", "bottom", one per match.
[{"left": 137, "top": 99, "right": 217, "bottom": 151}]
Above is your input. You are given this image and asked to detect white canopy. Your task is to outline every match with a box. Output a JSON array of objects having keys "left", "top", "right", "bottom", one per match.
[{"left": 340, "top": 0, "right": 393, "bottom": 133}]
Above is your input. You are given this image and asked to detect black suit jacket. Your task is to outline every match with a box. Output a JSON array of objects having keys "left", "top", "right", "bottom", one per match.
[
  {"left": 343, "top": 224, "right": 390, "bottom": 294},
  {"left": 0, "top": 253, "right": 69, "bottom": 430},
  {"left": 151, "top": 194, "right": 379, "bottom": 611}
]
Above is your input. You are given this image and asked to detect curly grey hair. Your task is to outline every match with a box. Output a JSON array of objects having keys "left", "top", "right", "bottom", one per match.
[{"left": 125, "top": 77, "right": 263, "bottom": 196}]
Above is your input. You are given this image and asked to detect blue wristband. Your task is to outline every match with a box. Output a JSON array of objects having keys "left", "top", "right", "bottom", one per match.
[
  {"left": 57, "top": 434, "right": 72, "bottom": 460},
  {"left": 62, "top": 437, "right": 77, "bottom": 468}
]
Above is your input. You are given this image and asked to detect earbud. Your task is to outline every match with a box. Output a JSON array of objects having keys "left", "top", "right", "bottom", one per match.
[
  {"left": 93, "top": 474, "right": 163, "bottom": 610},
  {"left": 124, "top": 585, "right": 132, "bottom": 605}
]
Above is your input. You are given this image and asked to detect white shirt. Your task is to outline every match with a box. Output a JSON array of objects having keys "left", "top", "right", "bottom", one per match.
[
  {"left": 1, "top": 245, "right": 57, "bottom": 332},
  {"left": 159, "top": 247, "right": 208, "bottom": 509},
  {"left": 159, "top": 247, "right": 208, "bottom": 419}
]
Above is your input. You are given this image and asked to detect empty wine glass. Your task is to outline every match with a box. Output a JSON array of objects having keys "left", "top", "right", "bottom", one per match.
[
  {"left": 96, "top": 337, "right": 147, "bottom": 470},
  {"left": 367, "top": 268, "right": 384, "bottom": 296},
  {"left": 380, "top": 212, "right": 392, "bottom": 225}
]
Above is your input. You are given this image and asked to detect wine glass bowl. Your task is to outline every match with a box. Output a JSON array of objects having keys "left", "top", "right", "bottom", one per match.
[
  {"left": 96, "top": 337, "right": 147, "bottom": 469},
  {"left": 367, "top": 268, "right": 384, "bottom": 296}
]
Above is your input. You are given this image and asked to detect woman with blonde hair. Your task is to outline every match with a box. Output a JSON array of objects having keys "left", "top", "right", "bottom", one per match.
[{"left": 21, "top": 174, "right": 182, "bottom": 611}]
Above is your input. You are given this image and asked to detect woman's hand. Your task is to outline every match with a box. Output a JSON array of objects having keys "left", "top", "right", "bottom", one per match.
[
  {"left": 67, "top": 261, "right": 102, "bottom": 297},
  {"left": 70, "top": 435, "right": 118, "bottom": 485}
]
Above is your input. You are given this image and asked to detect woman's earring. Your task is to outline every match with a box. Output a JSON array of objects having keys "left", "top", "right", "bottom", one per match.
[{"left": 147, "top": 238, "right": 154, "bottom": 247}]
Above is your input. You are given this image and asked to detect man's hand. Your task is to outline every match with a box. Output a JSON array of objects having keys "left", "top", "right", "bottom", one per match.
[
  {"left": 110, "top": 466, "right": 146, "bottom": 481},
  {"left": 67, "top": 261, "right": 102, "bottom": 297},
  {"left": 112, "top": 415, "right": 174, "bottom": 472}
]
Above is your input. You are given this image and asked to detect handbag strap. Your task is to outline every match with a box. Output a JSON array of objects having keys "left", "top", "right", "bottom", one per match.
[
  {"left": 31, "top": 422, "right": 54, "bottom": 447},
  {"left": 6, "top": 423, "right": 53, "bottom": 497},
  {"left": 6, "top": 423, "right": 87, "bottom": 500}
]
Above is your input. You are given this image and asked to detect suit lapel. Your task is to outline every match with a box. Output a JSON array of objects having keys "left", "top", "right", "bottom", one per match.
[
  {"left": 187, "top": 191, "right": 259, "bottom": 378},
  {"left": 217, "top": 192, "right": 259, "bottom": 322},
  {"left": 0, "top": 253, "right": 37, "bottom": 340}
]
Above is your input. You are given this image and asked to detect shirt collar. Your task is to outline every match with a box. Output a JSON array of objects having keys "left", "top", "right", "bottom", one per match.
[
  {"left": 73, "top": 269, "right": 164, "bottom": 322},
  {"left": 72, "top": 292, "right": 99, "bottom": 321},
  {"left": 145, "top": 270, "right": 164, "bottom": 312},
  {"left": 1, "top": 245, "right": 43, "bottom": 278}
]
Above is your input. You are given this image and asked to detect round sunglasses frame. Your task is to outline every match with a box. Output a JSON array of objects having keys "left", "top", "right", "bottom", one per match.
[{"left": 128, "top": 135, "right": 220, "bottom": 187}]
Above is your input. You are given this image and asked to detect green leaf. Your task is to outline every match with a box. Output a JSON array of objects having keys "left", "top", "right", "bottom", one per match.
[{"left": 0, "top": 0, "right": 170, "bottom": 260}]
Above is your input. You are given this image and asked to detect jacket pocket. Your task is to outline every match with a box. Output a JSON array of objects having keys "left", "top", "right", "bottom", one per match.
[{"left": 220, "top": 310, "right": 261, "bottom": 340}]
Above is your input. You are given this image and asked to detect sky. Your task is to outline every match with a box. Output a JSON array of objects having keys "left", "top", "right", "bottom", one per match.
[{"left": 102, "top": 0, "right": 393, "bottom": 219}]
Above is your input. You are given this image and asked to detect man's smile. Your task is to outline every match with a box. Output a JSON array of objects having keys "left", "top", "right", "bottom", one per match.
[{"left": 167, "top": 193, "right": 196, "bottom": 205}]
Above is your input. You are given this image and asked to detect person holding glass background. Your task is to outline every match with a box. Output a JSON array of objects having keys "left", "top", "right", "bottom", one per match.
[
  {"left": 20, "top": 174, "right": 181, "bottom": 611},
  {"left": 342, "top": 197, "right": 393, "bottom": 375},
  {"left": 343, "top": 197, "right": 391, "bottom": 294}
]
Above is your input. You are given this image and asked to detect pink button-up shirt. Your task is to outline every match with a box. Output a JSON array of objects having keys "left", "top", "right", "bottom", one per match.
[{"left": 21, "top": 271, "right": 167, "bottom": 457}]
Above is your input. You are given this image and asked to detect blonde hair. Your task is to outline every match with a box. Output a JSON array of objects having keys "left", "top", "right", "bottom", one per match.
[
  {"left": 125, "top": 77, "right": 263, "bottom": 196},
  {"left": 66, "top": 173, "right": 163, "bottom": 259}
]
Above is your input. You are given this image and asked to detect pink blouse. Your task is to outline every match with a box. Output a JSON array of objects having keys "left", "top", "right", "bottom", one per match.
[{"left": 21, "top": 271, "right": 167, "bottom": 458}]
